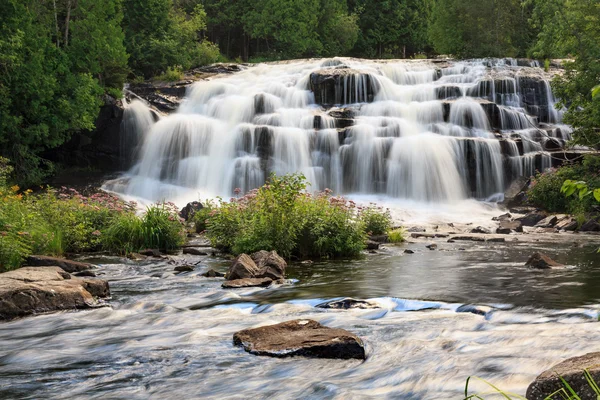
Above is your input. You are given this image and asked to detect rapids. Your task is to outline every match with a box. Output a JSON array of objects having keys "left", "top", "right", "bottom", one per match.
[
  {"left": 1, "top": 237, "right": 600, "bottom": 399},
  {"left": 105, "top": 58, "right": 570, "bottom": 208}
]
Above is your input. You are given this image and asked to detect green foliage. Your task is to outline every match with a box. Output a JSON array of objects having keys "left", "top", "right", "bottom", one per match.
[
  {"left": 532, "top": 0, "right": 600, "bottom": 148},
  {"left": 193, "top": 202, "right": 214, "bottom": 233},
  {"left": 359, "top": 206, "right": 392, "bottom": 235},
  {"left": 528, "top": 155, "right": 600, "bottom": 215},
  {"left": 123, "top": 0, "right": 218, "bottom": 78},
  {"left": 387, "top": 228, "right": 406, "bottom": 243},
  {"left": 104, "top": 203, "right": 186, "bottom": 254},
  {"left": 428, "top": 0, "right": 533, "bottom": 58},
  {"left": 205, "top": 174, "right": 384, "bottom": 259},
  {"left": 154, "top": 66, "right": 184, "bottom": 82}
]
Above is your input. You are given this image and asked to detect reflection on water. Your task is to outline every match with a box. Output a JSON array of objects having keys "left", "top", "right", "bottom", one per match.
[{"left": 0, "top": 239, "right": 599, "bottom": 399}]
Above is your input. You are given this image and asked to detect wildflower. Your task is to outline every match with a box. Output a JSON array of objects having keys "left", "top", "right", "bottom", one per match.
[
  {"left": 17, "top": 231, "right": 29, "bottom": 236},
  {"left": 91, "top": 230, "right": 101, "bottom": 236},
  {"left": 0, "top": 231, "right": 8, "bottom": 236},
  {"left": 10, "top": 185, "right": 19, "bottom": 193}
]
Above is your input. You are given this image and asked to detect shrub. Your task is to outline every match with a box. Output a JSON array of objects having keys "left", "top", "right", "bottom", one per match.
[
  {"left": 387, "top": 228, "right": 406, "bottom": 243},
  {"left": 154, "top": 66, "right": 184, "bottom": 82},
  {"left": 205, "top": 174, "right": 391, "bottom": 259},
  {"left": 359, "top": 205, "right": 392, "bottom": 235},
  {"left": 193, "top": 201, "right": 214, "bottom": 233},
  {"left": 104, "top": 203, "right": 185, "bottom": 254}
]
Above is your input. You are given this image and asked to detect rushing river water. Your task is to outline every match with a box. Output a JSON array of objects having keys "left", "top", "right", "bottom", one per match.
[{"left": 1, "top": 235, "right": 599, "bottom": 399}]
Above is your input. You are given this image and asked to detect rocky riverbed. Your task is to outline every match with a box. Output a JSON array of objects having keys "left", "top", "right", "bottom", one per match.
[{"left": 0, "top": 221, "right": 599, "bottom": 399}]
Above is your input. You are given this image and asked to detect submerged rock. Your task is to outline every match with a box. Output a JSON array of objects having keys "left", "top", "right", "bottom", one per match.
[
  {"left": 316, "top": 298, "right": 380, "bottom": 310},
  {"left": 526, "top": 352, "right": 600, "bottom": 400},
  {"left": 222, "top": 278, "right": 273, "bottom": 288},
  {"left": 456, "top": 304, "right": 493, "bottom": 316},
  {"left": 233, "top": 319, "right": 365, "bottom": 359},
  {"left": 25, "top": 255, "right": 94, "bottom": 273},
  {"left": 202, "top": 269, "right": 225, "bottom": 278},
  {"left": 0, "top": 267, "right": 109, "bottom": 320},
  {"left": 426, "top": 243, "right": 438, "bottom": 250},
  {"left": 404, "top": 249, "right": 415, "bottom": 254},
  {"left": 174, "top": 265, "right": 195, "bottom": 273},
  {"left": 182, "top": 247, "right": 208, "bottom": 256},
  {"left": 525, "top": 252, "right": 564, "bottom": 269}
]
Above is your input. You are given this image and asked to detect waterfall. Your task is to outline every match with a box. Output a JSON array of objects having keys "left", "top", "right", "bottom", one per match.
[
  {"left": 120, "top": 99, "right": 155, "bottom": 168},
  {"left": 105, "top": 58, "right": 568, "bottom": 205}
]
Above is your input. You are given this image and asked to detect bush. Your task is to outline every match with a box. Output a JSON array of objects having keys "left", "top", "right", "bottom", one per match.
[
  {"left": 528, "top": 155, "right": 600, "bottom": 217},
  {"left": 205, "top": 174, "right": 392, "bottom": 259},
  {"left": 359, "top": 205, "right": 392, "bottom": 235},
  {"left": 387, "top": 228, "right": 406, "bottom": 243},
  {"left": 193, "top": 202, "right": 214, "bottom": 233},
  {"left": 154, "top": 66, "right": 184, "bottom": 82},
  {"left": 104, "top": 203, "right": 185, "bottom": 254}
]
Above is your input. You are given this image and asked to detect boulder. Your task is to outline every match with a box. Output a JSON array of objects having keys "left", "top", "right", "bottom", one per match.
[
  {"left": 496, "top": 220, "right": 523, "bottom": 234},
  {"left": 233, "top": 319, "right": 365, "bottom": 359},
  {"left": 516, "top": 212, "right": 547, "bottom": 227},
  {"left": 174, "top": 265, "right": 195, "bottom": 273},
  {"left": 492, "top": 213, "right": 512, "bottom": 221},
  {"left": 227, "top": 254, "right": 261, "bottom": 280},
  {"left": 179, "top": 201, "right": 203, "bottom": 221},
  {"left": 525, "top": 252, "right": 564, "bottom": 269},
  {"left": 366, "top": 240, "right": 380, "bottom": 250},
  {"left": 316, "top": 298, "right": 380, "bottom": 309},
  {"left": 202, "top": 269, "right": 225, "bottom": 278},
  {"left": 556, "top": 217, "right": 578, "bottom": 231},
  {"left": 25, "top": 255, "right": 94, "bottom": 273},
  {"left": 534, "top": 215, "right": 560, "bottom": 228},
  {"left": 139, "top": 249, "right": 161, "bottom": 257},
  {"left": 426, "top": 243, "right": 438, "bottom": 250},
  {"left": 404, "top": 249, "right": 415, "bottom": 254},
  {"left": 0, "top": 267, "right": 109, "bottom": 320},
  {"left": 580, "top": 219, "right": 600, "bottom": 232},
  {"left": 470, "top": 226, "right": 492, "bottom": 234},
  {"left": 222, "top": 278, "right": 273, "bottom": 289},
  {"left": 526, "top": 352, "right": 600, "bottom": 400},
  {"left": 182, "top": 247, "right": 208, "bottom": 256},
  {"left": 502, "top": 177, "right": 530, "bottom": 208},
  {"left": 251, "top": 250, "right": 286, "bottom": 280}
]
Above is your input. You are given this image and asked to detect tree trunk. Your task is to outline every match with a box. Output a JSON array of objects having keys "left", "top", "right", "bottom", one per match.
[
  {"left": 64, "top": 0, "right": 72, "bottom": 47},
  {"left": 53, "top": 0, "right": 60, "bottom": 47}
]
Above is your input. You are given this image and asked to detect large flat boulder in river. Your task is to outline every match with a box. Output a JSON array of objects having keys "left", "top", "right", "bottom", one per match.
[
  {"left": 26, "top": 255, "right": 94, "bottom": 273},
  {"left": 526, "top": 352, "right": 600, "bottom": 400},
  {"left": 233, "top": 319, "right": 365, "bottom": 359},
  {"left": 0, "top": 267, "right": 109, "bottom": 320}
]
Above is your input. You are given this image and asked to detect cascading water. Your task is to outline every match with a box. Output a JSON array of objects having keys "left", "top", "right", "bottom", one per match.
[{"left": 106, "top": 58, "right": 569, "bottom": 204}]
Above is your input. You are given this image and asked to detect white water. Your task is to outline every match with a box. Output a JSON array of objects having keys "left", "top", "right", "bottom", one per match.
[{"left": 106, "top": 58, "right": 568, "bottom": 210}]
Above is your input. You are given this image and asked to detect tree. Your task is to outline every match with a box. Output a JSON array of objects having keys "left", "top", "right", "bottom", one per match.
[{"left": 531, "top": 0, "right": 600, "bottom": 148}]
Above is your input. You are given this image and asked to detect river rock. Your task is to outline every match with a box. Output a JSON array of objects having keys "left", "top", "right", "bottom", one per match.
[
  {"left": 174, "top": 265, "right": 195, "bottom": 273},
  {"left": 534, "top": 215, "right": 560, "bottom": 228},
  {"left": 139, "top": 248, "right": 162, "bottom": 257},
  {"left": 492, "top": 213, "right": 512, "bottom": 221},
  {"left": 470, "top": 226, "right": 491, "bottom": 234},
  {"left": 222, "top": 278, "right": 273, "bottom": 288},
  {"left": 579, "top": 219, "right": 600, "bottom": 232},
  {"left": 316, "top": 298, "right": 380, "bottom": 309},
  {"left": 369, "top": 234, "right": 388, "bottom": 243},
  {"left": 227, "top": 254, "right": 261, "bottom": 280},
  {"left": 182, "top": 247, "right": 208, "bottom": 256},
  {"left": 25, "top": 255, "right": 94, "bottom": 273},
  {"left": 496, "top": 220, "right": 523, "bottom": 234},
  {"left": 0, "top": 267, "right": 109, "bottom": 320},
  {"left": 366, "top": 240, "right": 380, "bottom": 250},
  {"left": 179, "top": 201, "right": 203, "bottom": 221},
  {"left": 202, "top": 269, "right": 225, "bottom": 278},
  {"left": 526, "top": 352, "right": 600, "bottom": 400},
  {"left": 525, "top": 252, "right": 564, "bottom": 269},
  {"left": 233, "top": 319, "right": 366, "bottom": 359},
  {"left": 556, "top": 217, "right": 578, "bottom": 231},
  {"left": 426, "top": 243, "right": 438, "bottom": 250},
  {"left": 449, "top": 236, "right": 486, "bottom": 242},
  {"left": 404, "top": 249, "right": 415, "bottom": 254},
  {"left": 516, "top": 212, "right": 547, "bottom": 227},
  {"left": 407, "top": 227, "right": 426, "bottom": 233},
  {"left": 501, "top": 176, "right": 530, "bottom": 208},
  {"left": 251, "top": 250, "right": 287, "bottom": 280},
  {"left": 456, "top": 304, "right": 493, "bottom": 316}
]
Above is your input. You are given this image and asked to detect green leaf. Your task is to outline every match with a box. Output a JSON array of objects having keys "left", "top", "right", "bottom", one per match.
[
  {"left": 592, "top": 85, "right": 600, "bottom": 99},
  {"left": 594, "top": 189, "right": 600, "bottom": 203}
]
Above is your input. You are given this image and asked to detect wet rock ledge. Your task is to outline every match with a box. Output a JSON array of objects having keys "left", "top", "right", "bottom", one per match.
[
  {"left": 0, "top": 266, "right": 109, "bottom": 320},
  {"left": 233, "top": 319, "right": 366, "bottom": 359}
]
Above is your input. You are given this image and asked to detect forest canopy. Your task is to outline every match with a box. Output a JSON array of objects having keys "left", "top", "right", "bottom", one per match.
[{"left": 0, "top": 0, "right": 598, "bottom": 186}]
